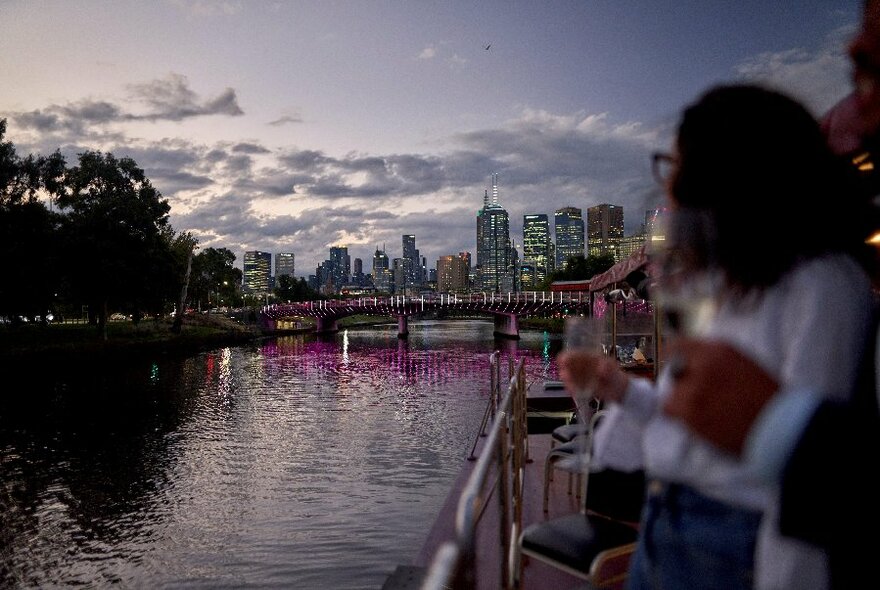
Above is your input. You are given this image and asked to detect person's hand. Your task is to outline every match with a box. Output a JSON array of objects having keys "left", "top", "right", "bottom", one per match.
[
  {"left": 662, "top": 338, "right": 779, "bottom": 455},
  {"left": 558, "top": 350, "right": 629, "bottom": 403}
]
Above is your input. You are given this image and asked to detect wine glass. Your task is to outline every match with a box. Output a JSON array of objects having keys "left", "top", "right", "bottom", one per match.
[
  {"left": 562, "top": 315, "right": 603, "bottom": 498},
  {"left": 648, "top": 207, "right": 721, "bottom": 338}
]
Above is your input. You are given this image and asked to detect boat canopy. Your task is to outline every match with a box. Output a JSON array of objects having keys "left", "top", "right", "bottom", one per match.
[{"left": 589, "top": 244, "right": 649, "bottom": 293}]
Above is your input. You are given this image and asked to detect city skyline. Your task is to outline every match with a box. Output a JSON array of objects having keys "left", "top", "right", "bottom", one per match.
[{"left": 0, "top": 1, "right": 861, "bottom": 273}]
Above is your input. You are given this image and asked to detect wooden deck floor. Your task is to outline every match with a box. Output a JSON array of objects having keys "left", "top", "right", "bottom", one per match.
[{"left": 393, "top": 431, "right": 590, "bottom": 590}]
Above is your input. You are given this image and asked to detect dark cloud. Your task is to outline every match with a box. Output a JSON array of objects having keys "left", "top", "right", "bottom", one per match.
[
  {"left": 268, "top": 115, "right": 303, "bottom": 127},
  {"left": 233, "top": 170, "right": 298, "bottom": 196},
  {"left": 277, "top": 149, "right": 333, "bottom": 172},
  {"left": 6, "top": 73, "right": 243, "bottom": 139},
  {"left": 127, "top": 73, "right": 244, "bottom": 121},
  {"left": 14, "top": 110, "right": 65, "bottom": 133},
  {"left": 61, "top": 100, "right": 124, "bottom": 123},
  {"left": 149, "top": 169, "right": 214, "bottom": 192},
  {"left": 232, "top": 142, "right": 271, "bottom": 154}
]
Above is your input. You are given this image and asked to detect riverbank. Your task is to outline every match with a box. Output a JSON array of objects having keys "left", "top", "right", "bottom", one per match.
[
  {"left": 0, "top": 314, "right": 265, "bottom": 366},
  {"left": 0, "top": 313, "right": 564, "bottom": 367}
]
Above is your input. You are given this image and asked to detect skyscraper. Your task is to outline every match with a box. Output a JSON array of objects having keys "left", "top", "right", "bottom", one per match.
[
  {"left": 476, "top": 174, "right": 513, "bottom": 293},
  {"left": 587, "top": 204, "right": 625, "bottom": 260},
  {"left": 392, "top": 257, "right": 412, "bottom": 294},
  {"left": 554, "top": 207, "right": 585, "bottom": 268},
  {"left": 436, "top": 253, "right": 470, "bottom": 294},
  {"left": 243, "top": 250, "right": 272, "bottom": 293},
  {"left": 275, "top": 252, "right": 295, "bottom": 281},
  {"left": 372, "top": 246, "right": 392, "bottom": 292},
  {"left": 402, "top": 234, "right": 422, "bottom": 288},
  {"left": 352, "top": 257, "right": 365, "bottom": 286},
  {"left": 328, "top": 246, "right": 350, "bottom": 290},
  {"left": 522, "top": 213, "right": 553, "bottom": 288}
]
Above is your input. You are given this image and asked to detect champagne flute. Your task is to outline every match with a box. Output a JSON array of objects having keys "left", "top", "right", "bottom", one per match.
[
  {"left": 562, "top": 315, "right": 603, "bottom": 501},
  {"left": 649, "top": 207, "right": 721, "bottom": 338}
]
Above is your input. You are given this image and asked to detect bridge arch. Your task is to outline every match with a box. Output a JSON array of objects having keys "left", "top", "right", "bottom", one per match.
[{"left": 259, "top": 292, "right": 591, "bottom": 339}]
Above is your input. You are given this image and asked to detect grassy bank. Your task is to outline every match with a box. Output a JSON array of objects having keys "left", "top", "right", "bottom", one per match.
[{"left": 0, "top": 314, "right": 263, "bottom": 365}]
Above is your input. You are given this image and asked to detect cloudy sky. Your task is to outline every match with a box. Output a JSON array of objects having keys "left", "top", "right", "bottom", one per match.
[{"left": 0, "top": 0, "right": 862, "bottom": 277}]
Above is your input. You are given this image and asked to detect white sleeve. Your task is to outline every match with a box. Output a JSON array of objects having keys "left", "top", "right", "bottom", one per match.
[{"left": 589, "top": 377, "right": 657, "bottom": 473}]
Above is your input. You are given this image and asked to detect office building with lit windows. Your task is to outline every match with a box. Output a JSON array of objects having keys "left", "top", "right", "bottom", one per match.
[
  {"left": 402, "top": 234, "right": 423, "bottom": 288},
  {"left": 587, "top": 203, "right": 625, "bottom": 260},
  {"left": 328, "top": 246, "right": 351, "bottom": 291},
  {"left": 476, "top": 174, "right": 514, "bottom": 293},
  {"left": 554, "top": 207, "right": 584, "bottom": 269},
  {"left": 522, "top": 213, "right": 553, "bottom": 288},
  {"left": 372, "top": 246, "right": 392, "bottom": 292},
  {"left": 437, "top": 253, "right": 470, "bottom": 294},
  {"left": 275, "top": 252, "right": 295, "bottom": 281},
  {"left": 243, "top": 250, "right": 272, "bottom": 293}
]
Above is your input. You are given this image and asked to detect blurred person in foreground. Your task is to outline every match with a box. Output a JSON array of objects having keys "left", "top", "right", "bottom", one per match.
[
  {"left": 559, "top": 84, "right": 874, "bottom": 590},
  {"left": 661, "top": 5, "right": 880, "bottom": 588}
]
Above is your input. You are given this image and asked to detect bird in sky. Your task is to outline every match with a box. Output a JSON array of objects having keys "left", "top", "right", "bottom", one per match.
[{"left": 484, "top": 44, "right": 491, "bottom": 50}]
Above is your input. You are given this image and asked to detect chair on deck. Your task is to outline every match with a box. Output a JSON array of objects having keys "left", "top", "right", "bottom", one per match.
[
  {"left": 543, "top": 408, "right": 605, "bottom": 513},
  {"left": 548, "top": 397, "right": 601, "bottom": 452},
  {"left": 515, "top": 407, "right": 646, "bottom": 589},
  {"left": 518, "top": 514, "right": 638, "bottom": 589}
]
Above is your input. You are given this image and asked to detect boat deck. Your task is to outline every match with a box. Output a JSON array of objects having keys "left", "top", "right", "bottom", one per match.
[{"left": 382, "top": 389, "right": 585, "bottom": 590}]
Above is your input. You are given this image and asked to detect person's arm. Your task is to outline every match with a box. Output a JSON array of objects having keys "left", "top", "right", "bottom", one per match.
[
  {"left": 744, "top": 388, "right": 823, "bottom": 484},
  {"left": 663, "top": 338, "right": 880, "bottom": 554},
  {"left": 661, "top": 338, "right": 779, "bottom": 455}
]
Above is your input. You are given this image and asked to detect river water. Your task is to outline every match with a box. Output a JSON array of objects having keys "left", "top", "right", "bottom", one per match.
[{"left": 0, "top": 320, "right": 561, "bottom": 589}]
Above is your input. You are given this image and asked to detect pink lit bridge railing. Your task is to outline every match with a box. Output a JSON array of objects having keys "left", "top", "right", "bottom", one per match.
[{"left": 259, "top": 291, "right": 594, "bottom": 339}]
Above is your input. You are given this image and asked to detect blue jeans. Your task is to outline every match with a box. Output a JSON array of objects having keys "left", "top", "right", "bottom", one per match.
[{"left": 626, "top": 481, "right": 761, "bottom": 590}]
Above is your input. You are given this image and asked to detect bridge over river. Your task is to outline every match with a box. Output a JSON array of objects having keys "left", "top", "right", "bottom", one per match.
[{"left": 260, "top": 291, "right": 593, "bottom": 339}]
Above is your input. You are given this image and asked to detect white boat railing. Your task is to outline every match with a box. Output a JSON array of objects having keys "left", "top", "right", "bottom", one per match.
[{"left": 420, "top": 352, "right": 529, "bottom": 590}]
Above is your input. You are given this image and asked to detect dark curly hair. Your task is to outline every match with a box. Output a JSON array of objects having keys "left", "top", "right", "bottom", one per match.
[{"left": 669, "top": 84, "right": 870, "bottom": 295}]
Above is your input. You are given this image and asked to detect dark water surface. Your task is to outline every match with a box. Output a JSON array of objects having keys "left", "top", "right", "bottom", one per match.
[{"left": 0, "top": 320, "right": 560, "bottom": 589}]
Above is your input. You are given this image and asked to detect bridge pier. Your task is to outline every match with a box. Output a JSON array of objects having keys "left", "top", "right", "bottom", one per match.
[
  {"left": 315, "top": 317, "right": 339, "bottom": 334},
  {"left": 397, "top": 315, "right": 409, "bottom": 339},
  {"left": 493, "top": 313, "right": 520, "bottom": 340}
]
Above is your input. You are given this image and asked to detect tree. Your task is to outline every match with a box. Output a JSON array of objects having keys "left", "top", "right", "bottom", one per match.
[
  {"left": 0, "top": 119, "right": 66, "bottom": 324},
  {"left": 274, "top": 274, "right": 319, "bottom": 302},
  {"left": 190, "top": 247, "right": 242, "bottom": 310},
  {"left": 56, "top": 151, "right": 171, "bottom": 339},
  {"left": 171, "top": 232, "right": 198, "bottom": 333}
]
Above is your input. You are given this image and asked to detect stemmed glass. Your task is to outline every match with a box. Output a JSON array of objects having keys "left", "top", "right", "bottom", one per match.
[
  {"left": 648, "top": 207, "right": 721, "bottom": 338},
  {"left": 562, "top": 315, "right": 603, "bottom": 503}
]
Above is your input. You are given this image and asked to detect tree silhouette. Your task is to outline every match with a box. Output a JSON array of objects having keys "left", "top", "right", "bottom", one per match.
[
  {"left": 0, "top": 119, "right": 66, "bottom": 324},
  {"left": 56, "top": 151, "right": 172, "bottom": 339}
]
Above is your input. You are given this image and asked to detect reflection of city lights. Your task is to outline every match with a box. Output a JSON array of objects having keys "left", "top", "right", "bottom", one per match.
[
  {"left": 218, "top": 347, "right": 232, "bottom": 401},
  {"left": 252, "top": 323, "right": 554, "bottom": 394},
  {"left": 542, "top": 331, "right": 550, "bottom": 363},
  {"left": 150, "top": 363, "right": 159, "bottom": 383},
  {"left": 205, "top": 354, "right": 215, "bottom": 385}
]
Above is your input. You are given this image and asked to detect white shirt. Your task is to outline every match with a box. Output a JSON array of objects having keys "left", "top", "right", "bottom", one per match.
[{"left": 604, "top": 253, "right": 873, "bottom": 590}]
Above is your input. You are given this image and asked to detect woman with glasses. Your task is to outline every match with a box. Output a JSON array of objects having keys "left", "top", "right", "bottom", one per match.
[{"left": 559, "top": 84, "right": 874, "bottom": 590}]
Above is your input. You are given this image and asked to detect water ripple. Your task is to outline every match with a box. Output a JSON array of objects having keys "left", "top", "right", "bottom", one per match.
[{"left": 0, "top": 320, "right": 561, "bottom": 589}]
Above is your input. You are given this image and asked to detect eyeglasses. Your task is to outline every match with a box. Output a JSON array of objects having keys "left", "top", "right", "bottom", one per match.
[{"left": 651, "top": 152, "right": 677, "bottom": 185}]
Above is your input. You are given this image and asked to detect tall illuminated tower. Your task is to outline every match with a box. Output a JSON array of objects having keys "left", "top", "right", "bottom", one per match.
[{"left": 476, "top": 173, "right": 513, "bottom": 293}]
